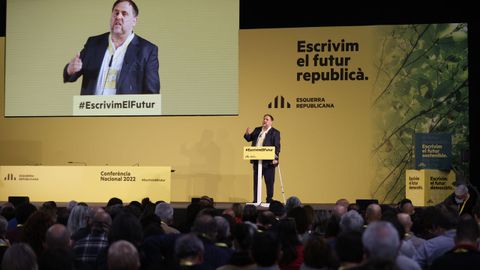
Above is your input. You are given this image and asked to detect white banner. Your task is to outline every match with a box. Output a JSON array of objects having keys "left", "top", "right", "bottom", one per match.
[{"left": 73, "top": 95, "right": 162, "bottom": 116}]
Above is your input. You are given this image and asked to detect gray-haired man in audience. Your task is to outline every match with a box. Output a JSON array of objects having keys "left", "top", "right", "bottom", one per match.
[{"left": 154, "top": 202, "right": 180, "bottom": 234}]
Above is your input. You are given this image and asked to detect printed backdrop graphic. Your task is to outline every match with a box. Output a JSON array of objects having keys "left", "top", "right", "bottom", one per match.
[{"left": 240, "top": 23, "right": 468, "bottom": 203}]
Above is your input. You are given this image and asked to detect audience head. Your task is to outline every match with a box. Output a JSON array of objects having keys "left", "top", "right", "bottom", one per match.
[
  {"left": 339, "top": 210, "right": 364, "bottom": 233},
  {"left": 1, "top": 243, "right": 38, "bottom": 270},
  {"left": 454, "top": 217, "right": 479, "bottom": 245},
  {"left": 174, "top": 233, "right": 204, "bottom": 266},
  {"left": 231, "top": 203, "right": 243, "bottom": 220},
  {"left": 15, "top": 203, "right": 37, "bottom": 225},
  {"left": 303, "top": 234, "right": 337, "bottom": 269},
  {"left": 107, "top": 197, "right": 123, "bottom": 208},
  {"left": 336, "top": 231, "right": 363, "bottom": 267},
  {"left": 365, "top": 203, "right": 382, "bottom": 224},
  {"left": 454, "top": 184, "right": 469, "bottom": 202},
  {"left": 232, "top": 223, "right": 255, "bottom": 251},
  {"left": 432, "top": 205, "right": 458, "bottom": 233},
  {"left": 67, "top": 204, "right": 90, "bottom": 235},
  {"left": 92, "top": 208, "right": 112, "bottom": 233},
  {"left": 199, "top": 196, "right": 214, "bottom": 208},
  {"left": 285, "top": 196, "right": 302, "bottom": 213},
  {"left": 66, "top": 200, "right": 77, "bottom": 211},
  {"left": 252, "top": 231, "right": 281, "bottom": 267},
  {"left": 108, "top": 240, "right": 140, "bottom": 270},
  {"left": 154, "top": 202, "right": 174, "bottom": 224},
  {"left": 222, "top": 208, "right": 235, "bottom": 219},
  {"left": 0, "top": 215, "right": 8, "bottom": 238},
  {"left": 336, "top": 198, "right": 350, "bottom": 208},
  {"left": 332, "top": 204, "right": 347, "bottom": 218},
  {"left": 397, "top": 198, "right": 415, "bottom": 215},
  {"left": 287, "top": 206, "right": 310, "bottom": 235},
  {"left": 45, "top": 224, "right": 71, "bottom": 250},
  {"left": 1, "top": 203, "right": 15, "bottom": 221},
  {"left": 362, "top": 221, "right": 400, "bottom": 263},
  {"left": 109, "top": 212, "right": 143, "bottom": 247},
  {"left": 269, "top": 200, "right": 285, "bottom": 218},
  {"left": 256, "top": 210, "right": 277, "bottom": 231},
  {"left": 397, "top": 213, "right": 413, "bottom": 233},
  {"left": 191, "top": 214, "right": 217, "bottom": 242},
  {"left": 242, "top": 204, "right": 258, "bottom": 223},
  {"left": 214, "top": 216, "right": 231, "bottom": 243},
  {"left": 23, "top": 211, "right": 55, "bottom": 256}
]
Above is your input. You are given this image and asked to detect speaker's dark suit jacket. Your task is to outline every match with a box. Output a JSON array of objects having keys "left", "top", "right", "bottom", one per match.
[{"left": 63, "top": 32, "right": 160, "bottom": 95}]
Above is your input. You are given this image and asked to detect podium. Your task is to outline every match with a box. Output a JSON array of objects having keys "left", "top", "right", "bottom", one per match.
[
  {"left": 405, "top": 169, "right": 456, "bottom": 207},
  {"left": 244, "top": 146, "right": 276, "bottom": 206}
]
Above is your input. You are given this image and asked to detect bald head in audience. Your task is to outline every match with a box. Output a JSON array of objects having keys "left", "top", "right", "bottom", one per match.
[
  {"left": 365, "top": 204, "right": 382, "bottom": 224},
  {"left": 46, "top": 224, "right": 71, "bottom": 250},
  {"left": 397, "top": 213, "right": 413, "bottom": 234},
  {"left": 108, "top": 240, "right": 140, "bottom": 270}
]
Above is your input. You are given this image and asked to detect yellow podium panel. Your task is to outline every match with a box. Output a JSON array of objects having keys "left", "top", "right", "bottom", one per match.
[
  {"left": 405, "top": 169, "right": 455, "bottom": 207},
  {"left": 0, "top": 166, "right": 171, "bottom": 203},
  {"left": 243, "top": 146, "right": 275, "bottom": 160}
]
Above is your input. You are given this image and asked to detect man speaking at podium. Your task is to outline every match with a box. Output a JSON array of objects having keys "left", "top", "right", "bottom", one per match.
[
  {"left": 244, "top": 114, "right": 281, "bottom": 203},
  {"left": 63, "top": 0, "right": 160, "bottom": 95}
]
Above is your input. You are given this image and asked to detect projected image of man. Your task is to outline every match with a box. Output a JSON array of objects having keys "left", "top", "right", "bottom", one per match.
[{"left": 63, "top": 0, "right": 160, "bottom": 95}]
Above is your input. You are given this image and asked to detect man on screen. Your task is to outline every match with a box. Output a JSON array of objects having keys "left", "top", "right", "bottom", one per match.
[
  {"left": 63, "top": 0, "right": 160, "bottom": 95},
  {"left": 244, "top": 114, "right": 281, "bottom": 203}
]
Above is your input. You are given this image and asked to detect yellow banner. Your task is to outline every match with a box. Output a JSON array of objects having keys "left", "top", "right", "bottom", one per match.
[
  {"left": 405, "top": 169, "right": 455, "bottom": 207},
  {"left": 243, "top": 147, "right": 275, "bottom": 160},
  {"left": 0, "top": 166, "right": 171, "bottom": 203}
]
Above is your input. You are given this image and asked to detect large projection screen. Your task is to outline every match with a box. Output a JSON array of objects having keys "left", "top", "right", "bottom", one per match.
[{"left": 5, "top": 0, "right": 238, "bottom": 116}]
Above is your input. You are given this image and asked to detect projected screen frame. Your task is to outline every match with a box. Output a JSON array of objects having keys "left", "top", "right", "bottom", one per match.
[{"left": 5, "top": 0, "right": 239, "bottom": 117}]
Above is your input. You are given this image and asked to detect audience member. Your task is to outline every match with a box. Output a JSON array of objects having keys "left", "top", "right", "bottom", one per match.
[
  {"left": 214, "top": 216, "right": 232, "bottom": 248},
  {"left": 67, "top": 204, "right": 91, "bottom": 241},
  {"left": 241, "top": 205, "right": 257, "bottom": 224},
  {"left": 443, "top": 184, "right": 479, "bottom": 216},
  {"left": 335, "top": 231, "right": 363, "bottom": 269},
  {"left": 38, "top": 224, "right": 74, "bottom": 270},
  {"left": 108, "top": 240, "right": 140, "bottom": 270},
  {"left": 397, "top": 213, "right": 425, "bottom": 251},
  {"left": 256, "top": 211, "right": 276, "bottom": 232},
  {"left": 155, "top": 202, "right": 180, "bottom": 234},
  {"left": 430, "top": 217, "right": 480, "bottom": 270},
  {"left": 174, "top": 234, "right": 205, "bottom": 270},
  {"left": 22, "top": 211, "right": 55, "bottom": 257},
  {"left": 251, "top": 231, "right": 282, "bottom": 270},
  {"left": 335, "top": 198, "right": 350, "bottom": 209},
  {"left": 359, "top": 221, "right": 420, "bottom": 270},
  {"left": 277, "top": 218, "right": 304, "bottom": 270},
  {"left": 285, "top": 196, "right": 302, "bottom": 214},
  {"left": 6, "top": 203, "right": 37, "bottom": 244},
  {"left": 0, "top": 216, "right": 9, "bottom": 265},
  {"left": 218, "top": 223, "right": 256, "bottom": 270},
  {"left": 1, "top": 243, "right": 38, "bottom": 270},
  {"left": 364, "top": 204, "right": 382, "bottom": 226},
  {"left": 301, "top": 234, "right": 337, "bottom": 270},
  {"left": 231, "top": 203, "right": 244, "bottom": 224},
  {"left": 191, "top": 214, "right": 232, "bottom": 268},
  {"left": 73, "top": 209, "right": 111, "bottom": 269},
  {"left": 397, "top": 199, "right": 415, "bottom": 216},
  {"left": 269, "top": 200, "right": 286, "bottom": 219},
  {"left": 413, "top": 205, "right": 458, "bottom": 269},
  {"left": 339, "top": 210, "right": 364, "bottom": 233}
]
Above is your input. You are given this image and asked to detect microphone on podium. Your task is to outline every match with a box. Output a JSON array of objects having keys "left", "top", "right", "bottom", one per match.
[{"left": 67, "top": 161, "right": 87, "bottom": 166}]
